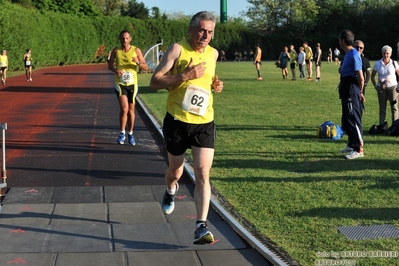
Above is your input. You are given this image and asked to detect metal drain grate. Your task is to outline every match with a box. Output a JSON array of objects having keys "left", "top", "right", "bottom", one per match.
[{"left": 338, "top": 224, "right": 399, "bottom": 240}]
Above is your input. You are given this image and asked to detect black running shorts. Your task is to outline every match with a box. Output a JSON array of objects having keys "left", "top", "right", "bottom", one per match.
[
  {"left": 163, "top": 112, "right": 215, "bottom": 156},
  {"left": 114, "top": 84, "right": 136, "bottom": 103}
]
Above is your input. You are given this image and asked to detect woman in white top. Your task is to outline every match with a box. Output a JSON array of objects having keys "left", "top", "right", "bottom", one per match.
[{"left": 371, "top": 45, "right": 399, "bottom": 125}]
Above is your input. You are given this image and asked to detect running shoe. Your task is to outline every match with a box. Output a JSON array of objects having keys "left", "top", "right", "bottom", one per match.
[
  {"left": 257, "top": 76, "right": 263, "bottom": 80},
  {"left": 193, "top": 223, "right": 214, "bottom": 244},
  {"left": 345, "top": 151, "right": 364, "bottom": 160},
  {"left": 339, "top": 146, "right": 353, "bottom": 154},
  {"left": 128, "top": 134, "right": 136, "bottom": 145},
  {"left": 1, "top": 80, "right": 4, "bottom": 85},
  {"left": 29, "top": 78, "right": 32, "bottom": 81},
  {"left": 117, "top": 133, "right": 125, "bottom": 145},
  {"left": 161, "top": 182, "right": 179, "bottom": 215}
]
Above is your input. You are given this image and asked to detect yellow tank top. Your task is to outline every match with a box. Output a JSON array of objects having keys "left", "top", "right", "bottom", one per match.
[
  {"left": 114, "top": 46, "right": 138, "bottom": 87},
  {"left": 167, "top": 39, "right": 215, "bottom": 124},
  {"left": 0, "top": 55, "right": 7, "bottom": 67},
  {"left": 255, "top": 47, "right": 262, "bottom": 62},
  {"left": 290, "top": 50, "right": 297, "bottom": 63},
  {"left": 305, "top": 47, "right": 312, "bottom": 60}
]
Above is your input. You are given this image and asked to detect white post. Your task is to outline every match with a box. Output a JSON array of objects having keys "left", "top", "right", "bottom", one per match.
[{"left": 0, "top": 123, "right": 7, "bottom": 195}]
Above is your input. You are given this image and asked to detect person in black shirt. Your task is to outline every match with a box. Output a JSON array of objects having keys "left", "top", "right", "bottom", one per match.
[{"left": 354, "top": 40, "right": 371, "bottom": 116}]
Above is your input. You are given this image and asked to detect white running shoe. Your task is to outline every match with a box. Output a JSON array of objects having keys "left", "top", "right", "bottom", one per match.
[{"left": 345, "top": 151, "right": 364, "bottom": 160}]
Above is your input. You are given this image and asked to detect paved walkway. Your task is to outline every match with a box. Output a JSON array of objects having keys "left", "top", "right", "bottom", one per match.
[{"left": 0, "top": 64, "right": 271, "bottom": 266}]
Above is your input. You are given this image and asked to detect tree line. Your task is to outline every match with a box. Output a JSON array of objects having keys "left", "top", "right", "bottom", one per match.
[
  {"left": 1, "top": 0, "right": 399, "bottom": 69},
  {"left": 245, "top": 0, "right": 399, "bottom": 60}
]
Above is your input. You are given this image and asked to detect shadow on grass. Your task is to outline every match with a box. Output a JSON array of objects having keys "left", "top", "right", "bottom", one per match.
[
  {"left": 212, "top": 157, "right": 399, "bottom": 181},
  {"left": 217, "top": 124, "right": 317, "bottom": 132},
  {"left": 218, "top": 125, "right": 399, "bottom": 143},
  {"left": 294, "top": 207, "right": 399, "bottom": 221}
]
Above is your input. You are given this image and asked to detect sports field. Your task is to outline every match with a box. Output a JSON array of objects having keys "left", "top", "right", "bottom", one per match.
[{"left": 138, "top": 60, "right": 399, "bottom": 265}]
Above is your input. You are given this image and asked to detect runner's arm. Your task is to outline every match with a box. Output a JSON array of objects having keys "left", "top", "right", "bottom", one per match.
[
  {"left": 108, "top": 47, "right": 120, "bottom": 75},
  {"left": 150, "top": 43, "right": 207, "bottom": 90},
  {"left": 134, "top": 47, "right": 149, "bottom": 72}
]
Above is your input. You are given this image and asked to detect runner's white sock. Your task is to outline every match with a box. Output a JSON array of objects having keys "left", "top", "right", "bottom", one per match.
[{"left": 167, "top": 187, "right": 176, "bottom": 195}]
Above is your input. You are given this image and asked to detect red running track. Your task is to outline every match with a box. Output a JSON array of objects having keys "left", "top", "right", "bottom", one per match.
[{"left": 0, "top": 64, "right": 169, "bottom": 187}]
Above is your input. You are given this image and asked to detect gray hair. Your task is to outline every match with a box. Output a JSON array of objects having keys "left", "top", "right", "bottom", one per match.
[
  {"left": 189, "top": 11, "right": 216, "bottom": 28},
  {"left": 354, "top": 40, "right": 364, "bottom": 47},
  {"left": 382, "top": 45, "right": 392, "bottom": 54}
]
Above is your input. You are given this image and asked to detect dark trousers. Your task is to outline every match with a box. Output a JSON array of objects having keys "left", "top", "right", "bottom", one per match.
[{"left": 341, "top": 84, "right": 363, "bottom": 153}]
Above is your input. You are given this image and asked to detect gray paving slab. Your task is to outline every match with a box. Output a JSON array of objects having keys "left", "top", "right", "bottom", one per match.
[
  {"left": 2, "top": 187, "right": 54, "bottom": 204},
  {"left": 46, "top": 224, "right": 111, "bottom": 252},
  {"left": 0, "top": 203, "right": 54, "bottom": 225},
  {"left": 197, "top": 249, "right": 271, "bottom": 266},
  {"left": 171, "top": 222, "right": 247, "bottom": 250},
  {"left": 109, "top": 202, "right": 165, "bottom": 224},
  {"left": 104, "top": 185, "right": 157, "bottom": 202},
  {"left": 127, "top": 250, "right": 201, "bottom": 266},
  {"left": 0, "top": 186, "right": 274, "bottom": 265},
  {"left": 0, "top": 253, "right": 55, "bottom": 266},
  {"left": 55, "top": 252, "right": 125, "bottom": 266},
  {"left": 52, "top": 186, "right": 103, "bottom": 203},
  {"left": 0, "top": 225, "right": 50, "bottom": 252},
  {"left": 51, "top": 203, "right": 107, "bottom": 225},
  {"left": 112, "top": 223, "right": 184, "bottom": 251}
]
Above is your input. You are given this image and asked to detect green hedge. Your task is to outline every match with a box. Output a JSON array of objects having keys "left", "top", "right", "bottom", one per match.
[{"left": 0, "top": 2, "right": 266, "bottom": 71}]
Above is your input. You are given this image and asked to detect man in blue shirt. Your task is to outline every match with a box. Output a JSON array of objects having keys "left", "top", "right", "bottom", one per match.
[{"left": 338, "top": 29, "right": 365, "bottom": 159}]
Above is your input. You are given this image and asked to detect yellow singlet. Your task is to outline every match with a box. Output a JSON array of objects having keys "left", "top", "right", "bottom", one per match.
[
  {"left": 305, "top": 47, "right": 313, "bottom": 60},
  {"left": 255, "top": 47, "right": 262, "bottom": 62},
  {"left": 290, "top": 50, "right": 297, "bottom": 63},
  {"left": 114, "top": 46, "right": 138, "bottom": 87},
  {"left": 24, "top": 54, "right": 32, "bottom": 66},
  {"left": 166, "top": 39, "right": 216, "bottom": 124},
  {"left": 0, "top": 55, "right": 7, "bottom": 67}
]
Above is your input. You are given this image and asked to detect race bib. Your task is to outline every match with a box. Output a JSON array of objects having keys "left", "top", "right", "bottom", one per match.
[
  {"left": 181, "top": 85, "right": 210, "bottom": 117},
  {"left": 26, "top": 60, "right": 31, "bottom": 66},
  {"left": 120, "top": 71, "right": 134, "bottom": 84}
]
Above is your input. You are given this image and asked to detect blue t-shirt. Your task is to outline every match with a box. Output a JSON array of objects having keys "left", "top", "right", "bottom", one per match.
[{"left": 340, "top": 48, "right": 362, "bottom": 78}]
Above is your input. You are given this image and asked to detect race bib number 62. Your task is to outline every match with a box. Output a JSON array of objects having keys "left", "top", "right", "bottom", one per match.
[{"left": 181, "top": 85, "right": 210, "bottom": 117}]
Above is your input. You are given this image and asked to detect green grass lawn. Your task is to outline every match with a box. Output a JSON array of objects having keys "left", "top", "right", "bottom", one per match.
[{"left": 138, "top": 61, "right": 399, "bottom": 266}]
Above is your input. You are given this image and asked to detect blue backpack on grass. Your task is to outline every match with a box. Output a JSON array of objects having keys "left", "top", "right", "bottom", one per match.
[{"left": 317, "top": 121, "right": 344, "bottom": 140}]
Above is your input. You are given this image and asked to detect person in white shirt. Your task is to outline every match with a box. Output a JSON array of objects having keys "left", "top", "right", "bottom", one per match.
[
  {"left": 297, "top": 47, "right": 306, "bottom": 79},
  {"left": 371, "top": 45, "right": 399, "bottom": 126},
  {"left": 334, "top": 47, "right": 341, "bottom": 65}
]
